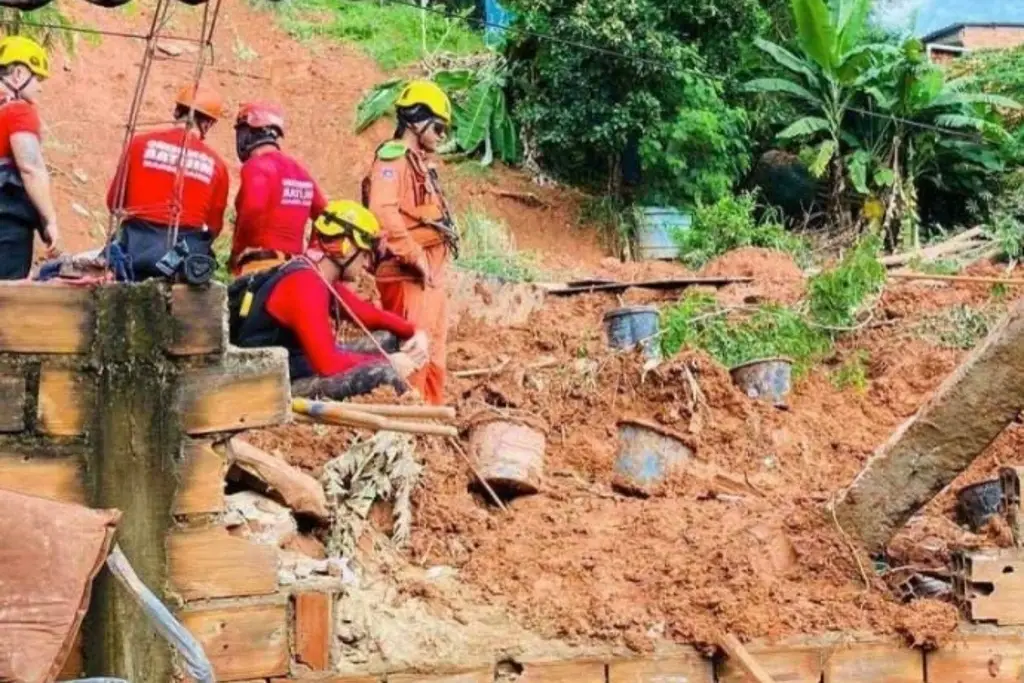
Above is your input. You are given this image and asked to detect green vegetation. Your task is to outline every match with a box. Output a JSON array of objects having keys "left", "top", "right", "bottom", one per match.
[
  {"left": 806, "top": 236, "right": 886, "bottom": 328},
  {"left": 673, "top": 192, "right": 809, "bottom": 269},
  {"left": 456, "top": 207, "right": 538, "bottom": 282},
  {"left": 265, "top": 0, "right": 483, "bottom": 70},
  {"left": 916, "top": 304, "right": 1003, "bottom": 350},
  {"left": 0, "top": 5, "right": 77, "bottom": 53},
  {"left": 831, "top": 349, "right": 870, "bottom": 392}
]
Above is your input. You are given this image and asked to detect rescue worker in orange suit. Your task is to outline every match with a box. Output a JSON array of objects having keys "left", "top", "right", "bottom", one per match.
[
  {"left": 230, "top": 101, "right": 327, "bottom": 276},
  {"left": 228, "top": 199, "right": 430, "bottom": 401},
  {"left": 0, "top": 36, "right": 61, "bottom": 279},
  {"left": 363, "top": 80, "right": 456, "bottom": 405},
  {"left": 106, "top": 84, "right": 230, "bottom": 280}
]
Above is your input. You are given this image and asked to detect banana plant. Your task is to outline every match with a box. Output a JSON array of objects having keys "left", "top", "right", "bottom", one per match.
[{"left": 353, "top": 57, "right": 521, "bottom": 166}]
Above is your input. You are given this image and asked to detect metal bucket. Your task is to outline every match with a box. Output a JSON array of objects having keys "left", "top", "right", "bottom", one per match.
[
  {"left": 636, "top": 207, "right": 690, "bottom": 260},
  {"left": 613, "top": 419, "right": 694, "bottom": 495},
  {"left": 468, "top": 414, "right": 547, "bottom": 498},
  {"left": 730, "top": 357, "right": 793, "bottom": 405},
  {"left": 957, "top": 479, "right": 1003, "bottom": 532},
  {"left": 603, "top": 306, "right": 661, "bottom": 360}
]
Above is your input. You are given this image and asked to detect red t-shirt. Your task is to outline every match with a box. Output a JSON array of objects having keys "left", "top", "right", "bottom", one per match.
[
  {"left": 264, "top": 266, "right": 415, "bottom": 376},
  {"left": 231, "top": 150, "right": 327, "bottom": 265},
  {"left": 0, "top": 100, "right": 41, "bottom": 160},
  {"left": 106, "top": 127, "right": 230, "bottom": 235}
]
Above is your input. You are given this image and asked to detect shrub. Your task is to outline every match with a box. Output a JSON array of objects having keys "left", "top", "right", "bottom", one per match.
[
  {"left": 456, "top": 207, "right": 538, "bottom": 282},
  {"left": 806, "top": 236, "right": 886, "bottom": 329}
]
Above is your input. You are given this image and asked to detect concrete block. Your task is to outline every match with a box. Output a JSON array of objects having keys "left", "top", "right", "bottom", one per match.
[
  {"left": 168, "top": 284, "right": 227, "bottom": 356},
  {"left": 824, "top": 642, "right": 924, "bottom": 683}
]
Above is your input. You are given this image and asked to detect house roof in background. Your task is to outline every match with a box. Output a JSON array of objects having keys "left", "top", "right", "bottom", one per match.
[{"left": 915, "top": 0, "right": 1024, "bottom": 38}]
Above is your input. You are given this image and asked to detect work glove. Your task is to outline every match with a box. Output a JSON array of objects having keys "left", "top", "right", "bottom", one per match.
[
  {"left": 400, "top": 330, "right": 430, "bottom": 368},
  {"left": 388, "top": 351, "right": 418, "bottom": 379}
]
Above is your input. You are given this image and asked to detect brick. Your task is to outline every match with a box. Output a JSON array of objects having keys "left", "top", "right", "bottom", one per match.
[
  {"left": 181, "top": 603, "right": 289, "bottom": 681},
  {"left": 387, "top": 670, "right": 492, "bottom": 683},
  {"left": 0, "top": 283, "right": 94, "bottom": 353},
  {"left": 927, "top": 635, "right": 1024, "bottom": 683},
  {"left": 270, "top": 678, "right": 379, "bottom": 683},
  {"left": 173, "top": 439, "right": 227, "bottom": 515},
  {"left": 168, "top": 284, "right": 227, "bottom": 356},
  {"left": 168, "top": 526, "right": 277, "bottom": 600},
  {"left": 0, "top": 374, "right": 25, "bottom": 432},
  {"left": 295, "top": 592, "right": 332, "bottom": 670},
  {"left": 521, "top": 660, "right": 606, "bottom": 683},
  {"left": 609, "top": 655, "right": 713, "bottom": 682},
  {"left": 37, "top": 367, "right": 96, "bottom": 436},
  {"left": 824, "top": 642, "right": 924, "bottom": 683},
  {"left": 178, "top": 349, "right": 290, "bottom": 435},
  {"left": 953, "top": 549, "right": 1024, "bottom": 625},
  {"left": 718, "top": 646, "right": 822, "bottom": 683},
  {"left": 0, "top": 452, "right": 85, "bottom": 503}
]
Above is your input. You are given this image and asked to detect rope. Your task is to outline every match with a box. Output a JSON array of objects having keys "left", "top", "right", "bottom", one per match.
[{"left": 0, "top": 17, "right": 209, "bottom": 44}]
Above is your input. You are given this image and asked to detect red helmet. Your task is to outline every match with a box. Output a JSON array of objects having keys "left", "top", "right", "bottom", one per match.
[{"left": 236, "top": 101, "right": 285, "bottom": 134}]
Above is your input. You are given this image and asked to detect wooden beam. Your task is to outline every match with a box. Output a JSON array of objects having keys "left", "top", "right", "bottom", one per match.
[
  {"left": 0, "top": 373, "right": 26, "bottom": 432},
  {"left": 173, "top": 439, "right": 227, "bottom": 516},
  {"left": 832, "top": 299, "right": 1024, "bottom": 551},
  {"left": 178, "top": 348, "right": 291, "bottom": 435},
  {"left": 37, "top": 367, "right": 96, "bottom": 437},
  {"left": 168, "top": 526, "right": 278, "bottom": 600},
  {"left": 180, "top": 602, "right": 289, "bottom": 681},
  {"left": 168, "top": 284, "right": 227, "bottom": 356},
  {"left": 0, "top": 452, "right": 85, "bottom": 504},
  {"left": 0, "top": 282, "right": 94, "bottom": 353}
]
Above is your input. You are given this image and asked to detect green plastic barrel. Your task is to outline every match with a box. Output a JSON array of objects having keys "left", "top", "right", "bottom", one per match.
[{"left": 636, "top": 207, "right": 691, "bottom": 260}]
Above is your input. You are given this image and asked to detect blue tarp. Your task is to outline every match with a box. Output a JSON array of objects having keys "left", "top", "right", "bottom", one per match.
[{"left": 482, "top": 0, "right": 514, "bottom": 47}]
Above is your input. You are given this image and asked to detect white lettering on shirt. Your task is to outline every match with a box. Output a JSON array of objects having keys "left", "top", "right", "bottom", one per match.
[
  {"left": 281, "top": 178, "right": 314, "bottom": 207},
  {"left": 142, "top": 140, "right": 216, "bottom": 184}
]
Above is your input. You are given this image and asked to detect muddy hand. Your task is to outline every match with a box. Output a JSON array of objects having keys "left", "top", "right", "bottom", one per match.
[{"left": 400, "top": 330, "right": 430, "bottom": 368}]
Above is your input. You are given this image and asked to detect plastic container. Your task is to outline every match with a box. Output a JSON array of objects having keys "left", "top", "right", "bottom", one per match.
[
  {"left": 603, "top": 306, "right": 661, "bottom": 360},
  {"left": 613, "top": 419, "right": 694, "bottom": 494},
  {"left": 730, "top": 357, "right": 793, "bottom": 405},
  {"left": 468, "top": 414, "right": 547, "bottom": 498},
  {"left": 636, "top": 207, "right": 691, "bottom": 260},
  {"left": 957, "top": 479, "right": 1003, "bottom": 532}
]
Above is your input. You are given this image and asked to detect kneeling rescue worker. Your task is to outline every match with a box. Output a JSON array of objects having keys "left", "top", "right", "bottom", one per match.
[
  {"left": 0, "top": 35, "right": 61, "bottom": 279},
  {"left": 229, "top": 199, "right": 430, "bottom": 401},
  {"left": 364, "top": 80, "right": 456, "bottom": 406},
  {"left": 106, "top": 84, "right": 230, "bottom": 280},
  {"left": 230, "top": 101, "right": 327, "bottom": 276}
]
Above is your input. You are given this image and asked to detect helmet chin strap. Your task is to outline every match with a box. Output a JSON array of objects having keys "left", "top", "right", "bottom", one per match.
[{"left": 1, "top": 72, "right": 33, "bottom": 101}]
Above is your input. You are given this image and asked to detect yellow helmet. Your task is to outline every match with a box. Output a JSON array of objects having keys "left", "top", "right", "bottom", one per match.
[
  {"left": 0, "top": 36, "right": 49, "bottom": 80},
  {"left": 395, "top": 80, "right": 452, "bottom": 124},
  {"left": 312, "top": 199, "right": 381, "bottom": 254}
]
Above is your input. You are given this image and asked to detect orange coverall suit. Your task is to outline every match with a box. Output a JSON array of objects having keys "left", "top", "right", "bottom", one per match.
[{"left": 364, "top": 141, "right": 451, "bottom": 405}]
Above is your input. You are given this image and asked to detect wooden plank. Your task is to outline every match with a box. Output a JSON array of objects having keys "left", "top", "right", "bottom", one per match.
[
  {"left": 169, "top": 284, "right": 227, "bottom": 356},
  {"left": 168, "top": 526, "right": 277, "bottom": 600},
  {"left": 718, "top": 646, "right": 821, "bottom": 683},
  {"left": 927, "top": 635, "right": 1024, "bottom": 683},
  {"left": 388, "top": 671, "right": 493, "bottom": 683},
  {"left": 521, "top": 660, "right": 606, "bottom": 683},
  {"left": 0, "top": 374, "right": 26, "bottom": 432},
  {"left": 0, "top": 283, "right": 95, "bottom": 353},
  {"left": 824, "top": 643, "right": 924, "bottom": 683},
  {"left": 295, "top": 592, "right": 332, "bottom": 670},
  {"left": 0, "top": 452, "right": 85, "bottom": 504},
  {"left": 833, "top": 299, "right": 1024, "bottom": 552},
  {"left": 609, "top": 655, "right": 714, "bottom": 683},
  {"left": 719, "top": 634, "right": 778, "bottom": 683},
  {"left": 37, "top": 367, "right": 95, "bottom": 437},
  {"left": 181, "top": 603, "right": 289, "bottom": 681},
  {"left": 173, "top": 439, "right": 227, "bottom": 515},
  {"left": 178, "top": 350, "right": 290, "bottom": 435}
]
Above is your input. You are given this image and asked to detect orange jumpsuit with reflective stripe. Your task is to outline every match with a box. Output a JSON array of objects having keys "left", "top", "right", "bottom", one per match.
[{"left": 364, "top": 143, "right": 451, "bottom": 405}]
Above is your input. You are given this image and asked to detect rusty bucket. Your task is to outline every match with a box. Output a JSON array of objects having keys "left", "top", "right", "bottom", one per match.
[
  {"left": 468, "top": 412, "right": 548, "bottom": 498},
  {"left": 613, "top": 419, "right": 694, "bottom": 495},
  {"left": 729, "top": 357, "right": 793, "bottom": 406}
]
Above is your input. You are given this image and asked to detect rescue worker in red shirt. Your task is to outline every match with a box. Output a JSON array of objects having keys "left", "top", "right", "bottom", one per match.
[
  {"left": 106, "top": 84, "right": 230, "bottom": 280},
  {"left": 228, "top": 199, "right": 430, "bottom": 401},
  {"left": 0, "top": 36, "right": 61, "bottom": 279},
  {"left": 363, "top": 81, "right": 456, "bottom": 406},
  {"left": 230, "top": 101, "right": 327, "bottom": 276}
]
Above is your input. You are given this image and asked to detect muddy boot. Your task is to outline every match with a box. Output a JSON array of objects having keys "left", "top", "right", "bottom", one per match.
[{"left": 291, "top": 358, "right": 405, "bottom": 401}]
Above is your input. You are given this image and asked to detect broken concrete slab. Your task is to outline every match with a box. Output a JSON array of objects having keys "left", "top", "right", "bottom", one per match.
[
  {"left": 225, "top": 491, "right": 298, "bottom": 548},
  {"left": 228, "top": 438, "right": 329, "bottom": 522},
  {"left": 832, "top": 299, "right": 1024, "bottom": 553}
]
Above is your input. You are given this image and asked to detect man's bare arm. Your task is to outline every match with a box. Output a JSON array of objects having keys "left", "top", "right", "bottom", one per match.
[{"left": 11, "top": 131, "right": 59, "bottom": 246}]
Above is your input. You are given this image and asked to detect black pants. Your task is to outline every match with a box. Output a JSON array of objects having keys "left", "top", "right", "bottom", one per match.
[
  {"left": 117, "top": 220, "right": 214, "bottom": 281},
  {"left": 290, "top": 331, "right": 406, "bottom": 401},
  {"left": 0, "top": 217, "right": 34, "bottom": 280}
]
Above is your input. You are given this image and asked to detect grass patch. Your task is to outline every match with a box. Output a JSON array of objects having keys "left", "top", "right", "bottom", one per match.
[
  {"left": 907, "top": 257, "right": 960, "bottom": 276},
  {"left": 580, "top": 196, "right": 636, "bottom": 259},
  {"left": 807, "top": 236, "right": 886, "bottom": 329},
  {"left": 261, "top": 0, "right": 484, "bottom": 71},
  {"left": 456, "top": 207, "right": 539, "bottom": 282},
  {"left": 917, "top": 305, "right": 1003, "bottom": 350},
  {"left": 831, "top": 350, "right": 870, "bottom": 392},
  {"left": 673, "top": 192, "right": 809, "bottom": 269},
  {"left": 661, "top": 292, "right": 831, "bottom": 376}
]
